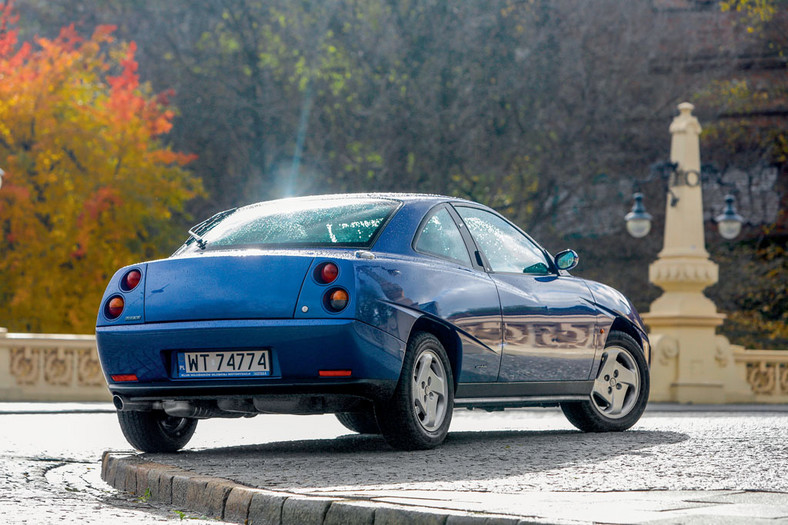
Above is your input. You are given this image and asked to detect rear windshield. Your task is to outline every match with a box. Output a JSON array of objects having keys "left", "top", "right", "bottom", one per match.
[{"left": 176, "top": 197, "right": 400, "bottom": 253}]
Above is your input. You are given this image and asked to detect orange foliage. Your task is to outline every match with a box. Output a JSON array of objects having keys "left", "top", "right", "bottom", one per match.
[{"left": 0, "top": 3, "right": 203, "bottom": 333}]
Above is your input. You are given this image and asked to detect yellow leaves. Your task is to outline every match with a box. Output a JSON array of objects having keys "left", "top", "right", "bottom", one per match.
[
  {"left": 720, "top": 0, "right": 780, "bottom": 34},
  {"left": 0, "top": 8, "right": 202, "bottom": 334}
]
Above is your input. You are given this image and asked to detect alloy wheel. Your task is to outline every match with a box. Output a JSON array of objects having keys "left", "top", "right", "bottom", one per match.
[
  {"left": 411, "top": 349, "right": 449, "bottom": 432},
  {"left": 591, "top": 346, "right": 640, "bottom": 419}
]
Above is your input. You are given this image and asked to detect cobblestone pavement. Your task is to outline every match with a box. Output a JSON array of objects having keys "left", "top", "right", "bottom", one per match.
[
  {"left": 142, "top": 406, "right": 788, "bottom": 523},
  {"left": 0, "top": 405, "right": 222, "bottom": 524},
  {"left": 150, "top": 407, "right": 788, "bottom": 495},
  {"left": 3, "top": 403, "right": 788, "bottom": 523}
]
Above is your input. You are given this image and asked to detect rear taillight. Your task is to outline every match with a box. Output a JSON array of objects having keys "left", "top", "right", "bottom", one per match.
[
  {"left": 111, "top": 374, "right": 138, "bottom": 382},
  {"left": 324, "top": 288, "right": 349, "bottom": 312},
  {"left": 319, "top": 370, "right": 352, "bottom": 377},
  {"left": 105, "top": 296, "right": 125, "bottom": 319},
  {"left": 122, "top": 269, "right": 141, "bottom": 291},
  {"left": 315, "top": 262, "right": 339, "bottom": 284}
]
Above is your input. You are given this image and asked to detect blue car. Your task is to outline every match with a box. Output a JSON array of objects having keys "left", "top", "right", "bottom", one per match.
[{"left": 97, "top": 194, "right": 650, "bottom": 451}]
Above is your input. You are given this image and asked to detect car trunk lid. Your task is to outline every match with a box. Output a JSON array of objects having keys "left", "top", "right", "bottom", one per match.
[{"left": 143, "top": 252, "right": 313, "bottom": 322}]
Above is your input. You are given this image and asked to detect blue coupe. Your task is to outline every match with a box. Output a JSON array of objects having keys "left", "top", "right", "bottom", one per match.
[{"left": 96, "top": 194, "right": 650, "bottom": 451}]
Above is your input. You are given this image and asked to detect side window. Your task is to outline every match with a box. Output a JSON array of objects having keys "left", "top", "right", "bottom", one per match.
[
  {"left": 456, "top": 207, "right": 549, "bottom": 274},
  {"left": 415, "top": 208, "right": 472, "bottom": 266}
]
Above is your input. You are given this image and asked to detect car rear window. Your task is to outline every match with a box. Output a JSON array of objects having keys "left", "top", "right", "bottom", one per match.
[{"left": 177, "top": 197, "right": 400, "bottom": 252}]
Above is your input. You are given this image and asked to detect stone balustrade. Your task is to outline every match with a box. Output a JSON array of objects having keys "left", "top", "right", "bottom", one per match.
[
  {"left": 1, "top": 327, "right": 786, "bottom": 403},
  {"left": 0, "top": 327, "right": 110, "bottom": 401},
  {"left": 735, "top": 349, "right": 788, "bottom": 402}
]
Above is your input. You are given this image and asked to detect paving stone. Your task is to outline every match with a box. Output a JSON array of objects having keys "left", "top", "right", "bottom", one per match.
[
  {"left": 224, "top": 487, "right": 254, "bottom": 524},
  {"left": 100, "top": 451, "right": 112, "bottom": 481},
  {"left": 171, "top": 473, "right": 196, "bottom": 506},
  {"left": 123, "top": 463, "right": 139, "bottom": 495},
  {"left": 102, "top": 454, "right": 118, "bottom": 486},
  {"left": 203, "top": 479, "right": 236, "bottom": 519},
  {"left": 184, "top": 476, "right": 217, "bottom": 515},
  {"left": 281, "top": 496, "right": 332, "bottom": 525},
  {"left": 323, "top": 500, "right": 376, "bottom": 525},
  {"left": 144, "top": 468, "right": 163, "bottom": 502},
  {"left": 156, "top": 470, "right": 178, "bottom": 505},
  {"left": 374, "top": 506, "right": 447, "bottom": 525},
  {"left": 135, "top": 463, "right": 157, "bottom": 497},
  {"left": 248, "top": 492, "right": 287, "bottom": 525}
]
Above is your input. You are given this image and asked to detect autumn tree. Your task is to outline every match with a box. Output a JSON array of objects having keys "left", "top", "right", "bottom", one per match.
[{"left": 0, "top": 3, "right": 202, "bottom": 333}]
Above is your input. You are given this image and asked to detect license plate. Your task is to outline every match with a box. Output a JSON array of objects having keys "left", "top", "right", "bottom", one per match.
[{"left": 176, "top": 350, "right": 271, "bottom": 378}]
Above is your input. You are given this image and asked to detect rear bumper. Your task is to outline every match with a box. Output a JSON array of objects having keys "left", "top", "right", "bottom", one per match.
[{"left": 96, "top": 318, "right": 406, "bottom": 404}]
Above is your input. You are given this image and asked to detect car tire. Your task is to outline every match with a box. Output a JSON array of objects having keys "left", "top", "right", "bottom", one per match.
[
  {"left": 335, "top": 410, "right": 381, "bottom": 434},
  {"left": 117, "top": 410, "right": 198, "bottom": 453},
  {"left": 376, "top": 331, "right": 454, "bottom": 450},
  {"left": 561, "top": 330, "right": 649, "bottom": 432}
]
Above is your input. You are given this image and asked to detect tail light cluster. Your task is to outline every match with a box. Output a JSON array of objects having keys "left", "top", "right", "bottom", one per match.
[
  {"left": 314, "top": 262, "right": 349, "bottom": 313},
  {"left": 121, "top": 269, "right": 142, "bottom": 291},
  {"left": 104, "top": 268, "right": 142, "bottom": 321},
  {"left": 325, "top": 288, "right": 349, "bottom": 312},
  {"left": 105, "top": 296, "right": 125, "bottom": 319}
]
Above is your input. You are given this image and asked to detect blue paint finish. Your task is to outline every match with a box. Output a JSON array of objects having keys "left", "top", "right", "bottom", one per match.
[
  {"left": 95, "top": 193, "right": 649, "bottom": 410},
  {"left": 495, "top": 273, "right": 599, "bottom": 382},
  {"left": 143, "top": 252, "right": 313, "bottom": 322},
  {"left": 584, "top": 279, "right": 648, "bottom": 334},
  {"left": 97, "top": 319, "right": 405, "bottom": 384},
  {"left": 353, "top": 254, "right": 502, "bottom": 382}
]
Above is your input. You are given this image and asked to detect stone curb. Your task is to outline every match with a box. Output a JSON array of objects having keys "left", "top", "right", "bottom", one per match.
[{"left": 101, "top": 452, "right": 541, "bottom": 525}]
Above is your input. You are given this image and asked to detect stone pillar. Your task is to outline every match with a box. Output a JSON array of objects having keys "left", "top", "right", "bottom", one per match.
[{"left": 643, "top": 103, "right": 727, "bottom": 403}]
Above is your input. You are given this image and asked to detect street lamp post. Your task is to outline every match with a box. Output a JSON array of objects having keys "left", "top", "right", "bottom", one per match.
[{"left": 629, "top": 103, "right": 752, "bottom": 404}]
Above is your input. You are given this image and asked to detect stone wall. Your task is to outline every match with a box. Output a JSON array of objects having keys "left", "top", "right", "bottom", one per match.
[{"left": 0, "top": 328, "right": 110, "bottom": 402}]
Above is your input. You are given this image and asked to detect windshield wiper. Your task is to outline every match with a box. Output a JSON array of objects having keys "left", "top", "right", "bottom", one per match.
[
  {"left": 186, "top": 207, "right": 237, "bottom": 250},
  {"left": 188, "top": 227, "right": 208, "bottom": 249}
]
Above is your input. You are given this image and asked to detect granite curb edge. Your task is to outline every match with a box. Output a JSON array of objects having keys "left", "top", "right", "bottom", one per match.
[{"left": 100, "top": 452, "right": 550, "bottom": 525}]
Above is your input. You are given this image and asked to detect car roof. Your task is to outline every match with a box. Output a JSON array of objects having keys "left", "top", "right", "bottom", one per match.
[{"left": 239, "top": 192, "right": 478, "bottom": 209}]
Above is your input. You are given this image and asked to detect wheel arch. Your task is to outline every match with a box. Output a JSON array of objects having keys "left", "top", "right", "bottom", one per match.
[
  {"left": 608, "top": 317, "right": 649, "bottom": 363},
  {"left": 408, "top": 316, "right": 462, "bottom": 388}
]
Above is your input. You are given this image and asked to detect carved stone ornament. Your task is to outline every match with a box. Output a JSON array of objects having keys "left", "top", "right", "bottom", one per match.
[
  {"left": 714, "top": 344, "right": 729, "bottom": 367},
  {"left": 746, "top": 362, "right": 777, "bottom": 395},
  {"left": 77, "top": 348, "right": 105, "bottom": 386},
  {"left": 43, "top": 348, "right": 74, "bottom": 386},
  {"left": 649, "top": 260, "right": 718, "bottom": 288},
  {"left": 10, "top": 347, "right": 41, "bottom": 385},
  {"left": 657, "top": 337, "right": 679, "bottom": 366},
  {"left": 780, "top": 364, "right": 788, "bottom": 395}
]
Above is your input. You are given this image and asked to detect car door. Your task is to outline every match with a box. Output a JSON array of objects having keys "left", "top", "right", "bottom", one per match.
[
  {"left": 453, "top": 205, "right": 599, "bottom": 382},
  {"left": 411, "top": 205, "right": 503, "bottom": 383}
]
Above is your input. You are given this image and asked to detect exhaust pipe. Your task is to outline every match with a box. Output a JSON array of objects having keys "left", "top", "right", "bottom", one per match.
[
  {"left": 162, "top": 400, "right": 243, "bottom": 419},
  {"left": 113, "top": 394, "right": 155, "bottom": 412}
]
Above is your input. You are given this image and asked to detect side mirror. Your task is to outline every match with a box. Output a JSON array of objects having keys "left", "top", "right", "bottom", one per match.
[{"left": 554, "top": 249, "right": 579, "bottom": 271}]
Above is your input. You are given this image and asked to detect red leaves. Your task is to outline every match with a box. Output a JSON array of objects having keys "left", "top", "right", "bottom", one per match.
[
  {"left": 92, "top": 25, "right": 117, "bottom": 44},
  {"left": 108, "top": 41, "right": 139, "bottom": 92},
  {"left": 0, "top": 3, "right": 202, "bottom": 333},
  {"left": 55, "top": 24, "right": 83, "bottom": 52},
  {"left": 82, "top": 187, "right": 124, "bottom": 222},
  {"left": 0, "top": 2, "right": 28, "bottom": 64}
]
